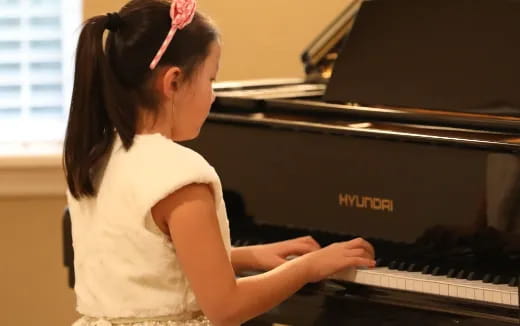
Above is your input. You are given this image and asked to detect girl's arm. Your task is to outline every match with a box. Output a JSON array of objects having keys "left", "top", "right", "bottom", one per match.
[
  {"left": 230, "top": 236, "right": 321, "bottom": 273},
  {"left": 230, "top": 246, "right": 262, "bottom": 272},
  {"left": 152, "top": 183, "right": 375, "bottom": 326}
]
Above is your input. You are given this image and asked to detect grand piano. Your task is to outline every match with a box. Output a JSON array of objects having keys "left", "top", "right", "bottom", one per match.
[{"left": 184, "top": 0, "right": 520, "bottom": 324}]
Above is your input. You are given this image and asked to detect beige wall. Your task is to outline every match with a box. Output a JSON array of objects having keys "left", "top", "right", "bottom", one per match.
[
  {"left": 0, "top": 196, "right": 79, "bottom": 325},
  {"left": 1, "top": 1, "right": 351, "bottom": 325},
  {"left": 84, "top": 0, "right": 348, "bottom": 81}
]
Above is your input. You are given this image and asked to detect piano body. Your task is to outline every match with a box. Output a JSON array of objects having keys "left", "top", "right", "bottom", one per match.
[{"left": 184, "top": 0, "right": 520, "bottom": 324}]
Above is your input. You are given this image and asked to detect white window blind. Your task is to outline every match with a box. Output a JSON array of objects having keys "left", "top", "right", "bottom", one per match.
[{"left": 0, "top": 0, "right": 81, "bottom": 153}]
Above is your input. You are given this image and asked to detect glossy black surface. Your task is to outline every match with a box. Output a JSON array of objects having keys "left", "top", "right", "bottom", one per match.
[
  {"left": 184, "top": 99, "right": 520, "bottom": 324},
  {"left": 325, "top": 0, "right": 520, "bottom": 114},
  {"left": 187, "top": 112, "right": 520, "bottom": 248},
  {"left": 217, "top": 95, "right": 520, "bottom": 134}
]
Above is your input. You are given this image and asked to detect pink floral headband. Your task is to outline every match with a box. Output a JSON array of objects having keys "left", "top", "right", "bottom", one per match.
[{"left": 149, "top": 0, "right": 197, "bottom": 70}]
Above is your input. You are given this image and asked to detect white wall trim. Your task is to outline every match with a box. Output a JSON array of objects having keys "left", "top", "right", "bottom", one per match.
[{"left": 0, "top": 154, "right": 66, "bottom": 197}]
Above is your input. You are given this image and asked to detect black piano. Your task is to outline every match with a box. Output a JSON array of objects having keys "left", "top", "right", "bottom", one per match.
[{"left": 184, "top": 0, "right": 520, "bottom": 324}]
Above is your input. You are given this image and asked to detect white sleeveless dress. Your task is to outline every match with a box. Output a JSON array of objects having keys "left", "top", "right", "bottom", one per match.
[{"left": 67, "top": 133, "right": 232, "bottom": 326}]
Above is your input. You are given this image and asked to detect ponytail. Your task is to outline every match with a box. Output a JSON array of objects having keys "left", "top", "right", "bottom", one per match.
[
  {"left": 63, "top": 15, "right": 136, "bottom": 199},
  {"left": 63, "top": 0, "right": 220, "bottom": 199}
]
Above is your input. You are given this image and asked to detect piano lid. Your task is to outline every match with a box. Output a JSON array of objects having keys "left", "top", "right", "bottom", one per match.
[
  {"left": 213, "top": 0, "right": 520, "bottom": 131},
  {"left": 322, "top": 0, "right": 520, "bottom": 116},
  {"left": 300, "top": 0, "right": 361, "bottom": 82}
]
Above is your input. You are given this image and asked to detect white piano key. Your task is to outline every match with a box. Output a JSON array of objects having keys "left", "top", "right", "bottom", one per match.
[
  {"left": 423, "top": 281, "right": 432, "bottom": 294},
  {"left": 363, "top": 271, "right": 373, "bottom": 285},
  {"left": 475, "top": 288, "right": 484, "bottom": 301},
  {"left": 512, "top": 294, "right": 518, "bottom": 306},
  {"left": 361, "top": 272, "right": 370, "bottom": 284},
  {"left": 414, "top": 280, "right": 423, "bottom": 293},
  {"left": 448, "top": 284, "right": 458, "bottom": 297},
  {"left": 493, "top": 291, "right": 503, "bottom": 304},
  {"left": 356, "top": 271, "right": 366, "bottom": 284},
  {"left": 484, "top": 290, "right": 494, "bottom": 303},
  {"left": 330, "top": 267, "right": 518, "bottom": 307},
  {"left": 476, "top": 283, "right": 514, "bottom": 305},
  {"left": 405, "top": 279, "right": 414, "bottom": 291},
  {"left": 388, "top": 275, "right": 398, "bottom": 289},
  {"left": 381, "top": 275, "right": 389, "bottom": 287},
  {"left": 440, "top": 283, "right": 449, "bottom": 296},
  {"left": 465, "top": 288, "right": 475, "bottom": 300},
  {"left": 502, "top": 293, "right": 511, "bottom": 305},
  {"left": 496, "top": 284, "right": 516, "bottom": 294},
  {"left": 371, "top": 273, "right": 381, "bottom": 287},
  {"left": 397, "top": 277, "right": 406, "bottom": 290},
  {"left": 333, "top": 267, "right": 357, "bottom": 281},
  {"left": 455, "top": 285, "right": 466, "bottom": 298},
  {"left": 496, "top": 284, "right": 518, "bottom": 295},
  {"left": 431, "top": 282, "right": 440, "bottom": 295},
  {"left": 478, "top": 281, "right": 504, "bottom": 291}
]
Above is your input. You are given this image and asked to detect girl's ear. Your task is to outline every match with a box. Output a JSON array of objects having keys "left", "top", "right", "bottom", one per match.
[{"left": 161, "top": 66, "right": 182, "bottom": 99}]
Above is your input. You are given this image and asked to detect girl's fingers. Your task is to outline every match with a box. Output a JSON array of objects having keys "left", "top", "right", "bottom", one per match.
[
  {"left": 344, "top": 248, "right": 372, "bottom": 260},
  {"left": 303, "top": 236, "right": 321, "bottom": 249},
  {"left": 344, "top": 238, "right": 375, "bottom": 259},
  {"left": 347, "top": 257, "right": 377, "bottom": 268},
  {"left": 292, "top": 236, "right": 321, "bottom": 250}
]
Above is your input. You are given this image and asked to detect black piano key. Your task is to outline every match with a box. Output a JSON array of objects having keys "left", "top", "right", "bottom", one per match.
[
  {"left": 455, "top": 270, "right": 466, "bottom": 279},
  {"left": 447, "top": 268, "right": 457, "bottom": 278},
  {"left": 389, "top": 260, "right": 399, "bottom": 270},
  {"left": 407, "top": 263, "right": 421, "bottom": 272},
  {"left": 422, "top": 265, "right": 432, "bottom": 274},
  {"left": 432, "top": 266, "right": 448, "bottom": 276},
  {"left": 482, "top": 273, "right": 493, "bottom": 283},
  {"left": 375, "top": 258, "right": 386, "bottom": 267},
  {"left": 492, "top": 275, "right": 507, "bottom": 285},
  {"left": 432, "top": 266, "right": 442, "bottom": 276},
  {"left": 398, "top": 262, "right": 408, "bottom": 271},
  {"left": 508, "top": 277, "right": 518, "bottom": 287},
  {"left": 466, "top": 271, "right": 483, "bottom": 281}
]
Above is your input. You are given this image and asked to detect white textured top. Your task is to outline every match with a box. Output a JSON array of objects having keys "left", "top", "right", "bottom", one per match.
[{"left": 67, "top": 133, "right": 232, "bottom": 318}]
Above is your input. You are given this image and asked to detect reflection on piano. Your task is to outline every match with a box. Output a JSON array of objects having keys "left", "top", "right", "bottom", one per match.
[{"left": 184, "top": 0, "right": 520, "bottom": 324}]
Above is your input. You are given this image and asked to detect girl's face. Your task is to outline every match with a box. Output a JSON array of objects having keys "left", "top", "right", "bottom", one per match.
[{"left": 169, "top": 41, "right": 220, "bottom": 141}]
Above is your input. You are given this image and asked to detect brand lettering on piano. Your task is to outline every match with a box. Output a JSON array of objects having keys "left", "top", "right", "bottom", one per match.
[{"left": 338, "top": 193, "right": 394, "bottom": 212}]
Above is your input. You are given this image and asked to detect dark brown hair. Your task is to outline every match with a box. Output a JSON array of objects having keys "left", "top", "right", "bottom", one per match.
[{"left": 63, "top": 0, "right": 219, "bottom": 199}]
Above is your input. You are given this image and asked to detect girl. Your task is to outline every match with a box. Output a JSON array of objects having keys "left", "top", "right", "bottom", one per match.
[{"left": 63, "top": 0, "right": 376, "bottom": 325}]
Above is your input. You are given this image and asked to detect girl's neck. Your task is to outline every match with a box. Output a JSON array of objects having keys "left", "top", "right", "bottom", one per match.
[{"left": 136, "top": 106, "right": 173, "bottom": 140}]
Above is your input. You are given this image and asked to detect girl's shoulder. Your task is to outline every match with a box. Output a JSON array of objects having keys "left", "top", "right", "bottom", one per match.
[{"left": 108, "top": 133, "right": 221, "bottom": 211}]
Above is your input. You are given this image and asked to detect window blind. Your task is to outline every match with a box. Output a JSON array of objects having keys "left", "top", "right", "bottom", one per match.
[{"left": 0, "top": 0, "right": 81, "bottom": 149}]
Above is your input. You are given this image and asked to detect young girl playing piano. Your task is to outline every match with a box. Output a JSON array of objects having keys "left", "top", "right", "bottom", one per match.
[{"left": 63, "top": 0, "right": 375, "bottom": 325}]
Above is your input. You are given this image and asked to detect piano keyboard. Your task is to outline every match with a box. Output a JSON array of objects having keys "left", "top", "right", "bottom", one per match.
[{"left": 333, "top": 267, "right": 519, "bottom": 307}]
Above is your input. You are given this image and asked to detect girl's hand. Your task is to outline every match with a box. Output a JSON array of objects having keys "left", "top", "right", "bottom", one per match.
[
  {"left": 252, "top": 236, "right": 321, "bottom": 271},
  {"left": 301, "top": 237, "right": 376, "bottom": 283}
]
